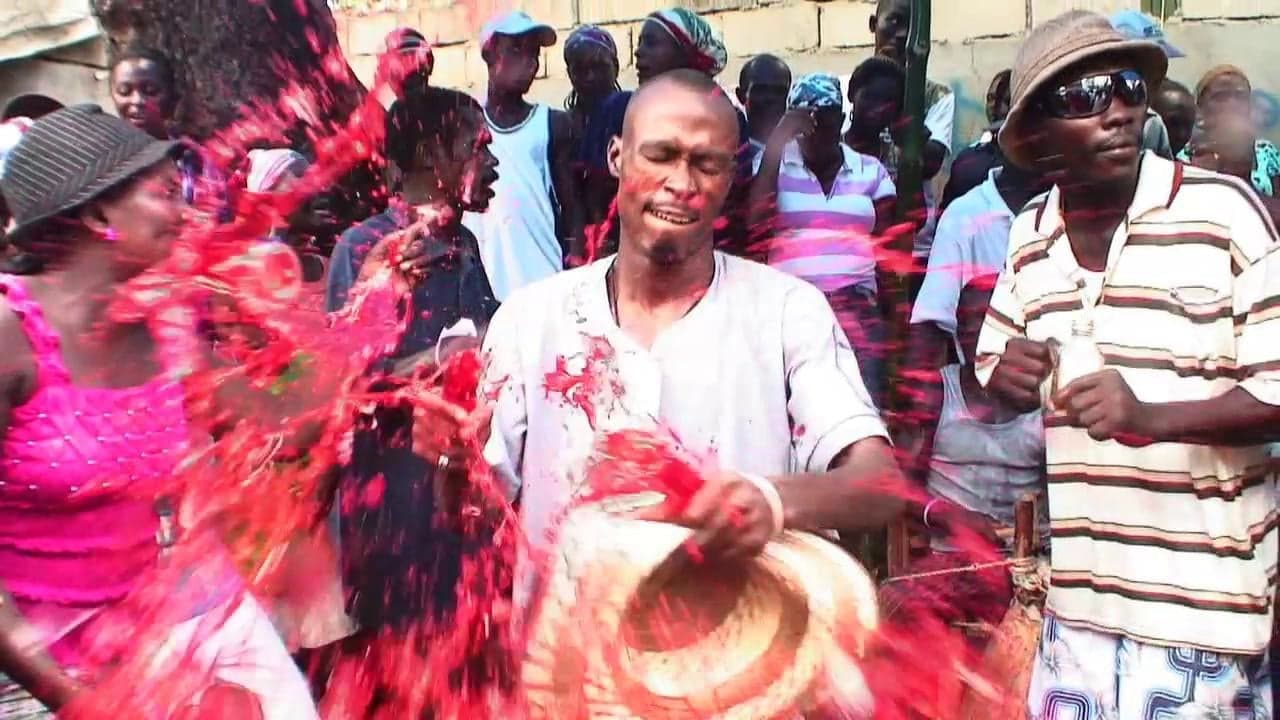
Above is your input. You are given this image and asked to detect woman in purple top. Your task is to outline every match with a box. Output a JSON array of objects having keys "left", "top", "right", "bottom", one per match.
[{"left": 0, "top": 107, "right": 318, "bottom": 718}]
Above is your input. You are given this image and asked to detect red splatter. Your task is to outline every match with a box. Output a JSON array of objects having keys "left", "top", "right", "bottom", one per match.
[
  {"left": 441, "top": 348, "right": 483, "bottom": 412},
  {"left": 577, "top": 428, "right": 706, "bottom": 515},
  {"left": 541, "top": 334, "right": 621, "bottom": 429}
]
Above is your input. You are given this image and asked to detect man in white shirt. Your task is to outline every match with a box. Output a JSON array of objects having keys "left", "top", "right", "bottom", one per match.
[{"left": 480, "top": 70, "right": 904, "bottom": 598}]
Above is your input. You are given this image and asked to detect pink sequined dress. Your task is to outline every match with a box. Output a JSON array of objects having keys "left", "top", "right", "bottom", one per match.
[{"left": 0, "top": 274, "right": 190, "bottom": 665}]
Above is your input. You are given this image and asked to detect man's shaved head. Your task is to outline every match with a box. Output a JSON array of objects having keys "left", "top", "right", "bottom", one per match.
[
  {"left": 609, "top": 69, "right": 740, "bottom": 267},
  {"left": 622, "top": 69, "right": 739, "bottom": 141},
  {"left": 739, "top": 54, "right": 790, "bottom": 89}
]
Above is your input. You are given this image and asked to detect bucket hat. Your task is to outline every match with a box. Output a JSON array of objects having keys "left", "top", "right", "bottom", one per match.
[
  {"left": 1, "top": 104, "right": 179, "bottom": 243},
  {"left": 999, "top": 11, "right": 1167, "bottom": 169}
]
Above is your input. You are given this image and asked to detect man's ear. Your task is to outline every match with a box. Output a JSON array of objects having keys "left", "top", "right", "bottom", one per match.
[
  {"left": 78, "top": 201, "right": 111, "bottom": 236},
  {"left": 735, "top": 85, "right": 748, "bottom": 107},
  {"left": 607, "top": 136, "right": 623, "bottom": 180},
  {"left": 868, "top": 14, "right": 877, "bottom": 34}
]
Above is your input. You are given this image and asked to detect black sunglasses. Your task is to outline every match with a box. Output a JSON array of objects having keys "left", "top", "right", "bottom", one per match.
[{"left": 1041, "top": 69, "right": 1148, "bottom": 120}]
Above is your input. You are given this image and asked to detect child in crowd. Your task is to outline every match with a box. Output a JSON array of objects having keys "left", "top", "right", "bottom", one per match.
[
  {"left": 924, "top": 275, "right": 1046, "bottom": 554},
  {"left": 886, "top": 275, "right": 1046, "bottom": 628}
]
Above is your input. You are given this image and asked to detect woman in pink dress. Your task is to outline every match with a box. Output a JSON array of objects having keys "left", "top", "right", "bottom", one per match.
[{"left": 0, "top": 106, "right": 320, "bottom": 719}]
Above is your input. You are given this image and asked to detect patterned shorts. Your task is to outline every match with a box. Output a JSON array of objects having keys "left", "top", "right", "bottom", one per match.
[{"left": 1028, "top": 615, "right": 1272, "bottom": 720}]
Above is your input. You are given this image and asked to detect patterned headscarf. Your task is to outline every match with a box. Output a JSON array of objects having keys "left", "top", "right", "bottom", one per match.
[
  {"left": 564, "top": 24, "right": 618, "bottom": 63},
  {"left": 647, "top": 8, "right": 728, "bottom": 77},
  {"left": 787, "top": 73, "right": 843, "bottom": 111},
  {"left": 246, "top": 148, "right": 308, "bottom": 193}
]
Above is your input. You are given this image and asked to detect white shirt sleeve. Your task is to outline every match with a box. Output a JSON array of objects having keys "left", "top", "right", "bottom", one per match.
[
  {"left": 909, "top": 204, "right": 968, "bottom": 334},
  {"left": 480, "top": 300, "right": 527, "bottom": 501},
  {"left": 782, "top": 282, "right": 889, "bottom": 472},
  {"left": 924, "top": 91, "right": 956, "bottom": 155}
]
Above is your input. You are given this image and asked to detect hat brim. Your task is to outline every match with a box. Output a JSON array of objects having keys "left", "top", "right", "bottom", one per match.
[
  {"left": 484, "top": 24, "right": 557, "bottom": 50},
  {"left": 1159, "top": 39, "right": 1186, "bottom": 59},
  {"left": 2, "top": 94, "right": 64, "bottom": 121},
  {"left": 510, "top": 25, "right": 557, "bottom": 47},
  {"left": 5, "top": 137, "right": 181, "bottom": 244},
  {"left": 999, "top": 40, "right": 1169, "bottom": 170}
]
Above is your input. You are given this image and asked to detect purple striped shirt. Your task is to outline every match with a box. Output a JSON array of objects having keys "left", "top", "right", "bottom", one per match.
[{"left": 757, "top": 142, "right": 896, "bottom": 293}]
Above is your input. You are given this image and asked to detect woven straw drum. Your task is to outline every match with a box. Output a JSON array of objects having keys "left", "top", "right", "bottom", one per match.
[{"left": 522, "top": 506, "right": 879, "bottom": 719}]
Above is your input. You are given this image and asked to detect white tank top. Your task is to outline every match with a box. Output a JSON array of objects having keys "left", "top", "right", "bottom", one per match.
[
  {"left": 927, "top": 364, "right": 1046, "bottom": 535},
  {"left": 463, "top": 104, "right": 561, "bottom": 301}
]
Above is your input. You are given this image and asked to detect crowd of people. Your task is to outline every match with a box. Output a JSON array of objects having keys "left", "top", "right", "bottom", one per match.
[{"left": 1, "top": 0, "right": 1280, "bottom": 718}]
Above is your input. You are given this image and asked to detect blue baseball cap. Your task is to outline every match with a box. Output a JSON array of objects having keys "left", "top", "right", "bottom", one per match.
[
  {"left": 1110, "top": 10, "right": 1185, "bottom": 58},
  {"left": 480, "top": 11, "right": 556, "bottom": 50}
]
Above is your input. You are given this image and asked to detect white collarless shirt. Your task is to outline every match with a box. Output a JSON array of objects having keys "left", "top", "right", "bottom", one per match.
[{"left": 481, "top": 252, "right": 888, "bottom": 551}]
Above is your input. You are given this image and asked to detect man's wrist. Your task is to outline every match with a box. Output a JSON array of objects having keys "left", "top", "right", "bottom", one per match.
[
  {"left": 1137, "top": 400, "right": 1171, "bottom": 443},
  {"left": 741, "top": 473, "right": 786, "bottom": 536}
]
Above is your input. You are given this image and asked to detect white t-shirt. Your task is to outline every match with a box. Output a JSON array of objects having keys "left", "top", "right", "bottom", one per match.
[
  {"left": 910, "top": 169, "right": 1016, "bottom": 347},
  {"left": 481, "top": 253, "right": 889, "bottom": 557}
]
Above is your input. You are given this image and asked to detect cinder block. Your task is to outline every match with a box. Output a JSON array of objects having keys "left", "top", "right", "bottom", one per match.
[
  {"left": 543, "top": 33, "right": 567, "bottom": 79},
  {"left": 576, "top": 0, "right": 761, "bottom": 25},
  {"left": 578, "top": 0, "right": 669, "bottom": 24},
  {"left": 431, "top": 43, "right": 471, "bottom": 88},
  {"left": 44, "top": 36, "right": 108, "bottom": 67},
  {"left": 719, "top": 4, "right": 821, "bottom": 56},
  {"left": 516, "top": 0, "right": 578, "bottom": 28},
  {"left": 417, "top": 3, "right": 481, "bottom": 46},
  {"left": 1182, "top": 0, "right": 1279, "bottom": 19},
  {"left": 819, "top": 1, "right": 877, "bottom": 49},
  {"left": 348, "top": 12, "right": 401, "bottom": 56},
  {"left": 1031, "top": 0, "right": 1132, "bottom": 25},
  {"left": 348, "top": 53, "right": 378, "bottom": 87},
  {"left": 935, "top": 0, "right": 1026, "bottom": 41},
  {"left": 465, "top": 42, "right": 489, "bottom": 88},
  {"left": 603, "top": 22, "right": 641, "bottom": 69}
]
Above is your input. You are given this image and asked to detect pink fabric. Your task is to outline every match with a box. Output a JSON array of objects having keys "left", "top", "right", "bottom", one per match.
[{"left": 0, "top": 275, "right": 189, "bottom": 649}]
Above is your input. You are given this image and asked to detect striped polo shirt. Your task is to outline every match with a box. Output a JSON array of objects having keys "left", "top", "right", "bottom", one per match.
[
  {"left": 975, "top": 152, "right": 1280, "bottom": 655},
  {"left": 756, "top": 141, "right": 896, "bottom": 293}
]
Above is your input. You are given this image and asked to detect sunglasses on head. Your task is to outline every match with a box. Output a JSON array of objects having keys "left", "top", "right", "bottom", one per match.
[{"left": 1040, "top": 69, "right": 1148, "bottom": 120}]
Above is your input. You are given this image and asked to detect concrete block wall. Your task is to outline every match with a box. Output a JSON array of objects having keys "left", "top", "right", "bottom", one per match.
[
  {"left": 0, "top": 36, "right": 111, "bottom": 113},
  {"left": 334, "top": 0, "right": 1280, "bottom": 145}
]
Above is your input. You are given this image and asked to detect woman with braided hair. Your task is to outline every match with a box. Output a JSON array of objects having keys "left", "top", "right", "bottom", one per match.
[{"left": 562, "top": 25, "right": 621, "bottom": 139}]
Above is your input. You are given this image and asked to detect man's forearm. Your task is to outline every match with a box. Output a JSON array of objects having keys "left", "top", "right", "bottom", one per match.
[
  {"left": 1146, "top": 386, "right": 1280, "bottom": 446},
  {"left": 771, "top": 437, "right": 905, "bottom": 532},
  {"left": 746, "top": 148, "right": 784, "bottom": 231}
]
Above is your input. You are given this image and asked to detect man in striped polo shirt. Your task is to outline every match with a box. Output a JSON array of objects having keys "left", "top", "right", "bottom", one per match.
[
  {"left": 978, "top": 12, "right": 1280, "bottom": 718},
  {"left": 749, "top": 73, "right": 897, "bottom": 406}
]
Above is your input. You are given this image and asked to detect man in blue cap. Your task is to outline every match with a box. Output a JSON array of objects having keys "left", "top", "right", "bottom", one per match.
[
  {"left": 468, "top": 11, "right": 583, "bottom": 297},
  {"left": 1112, "top": 10, "right": 1185, "bottom": 159}
]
